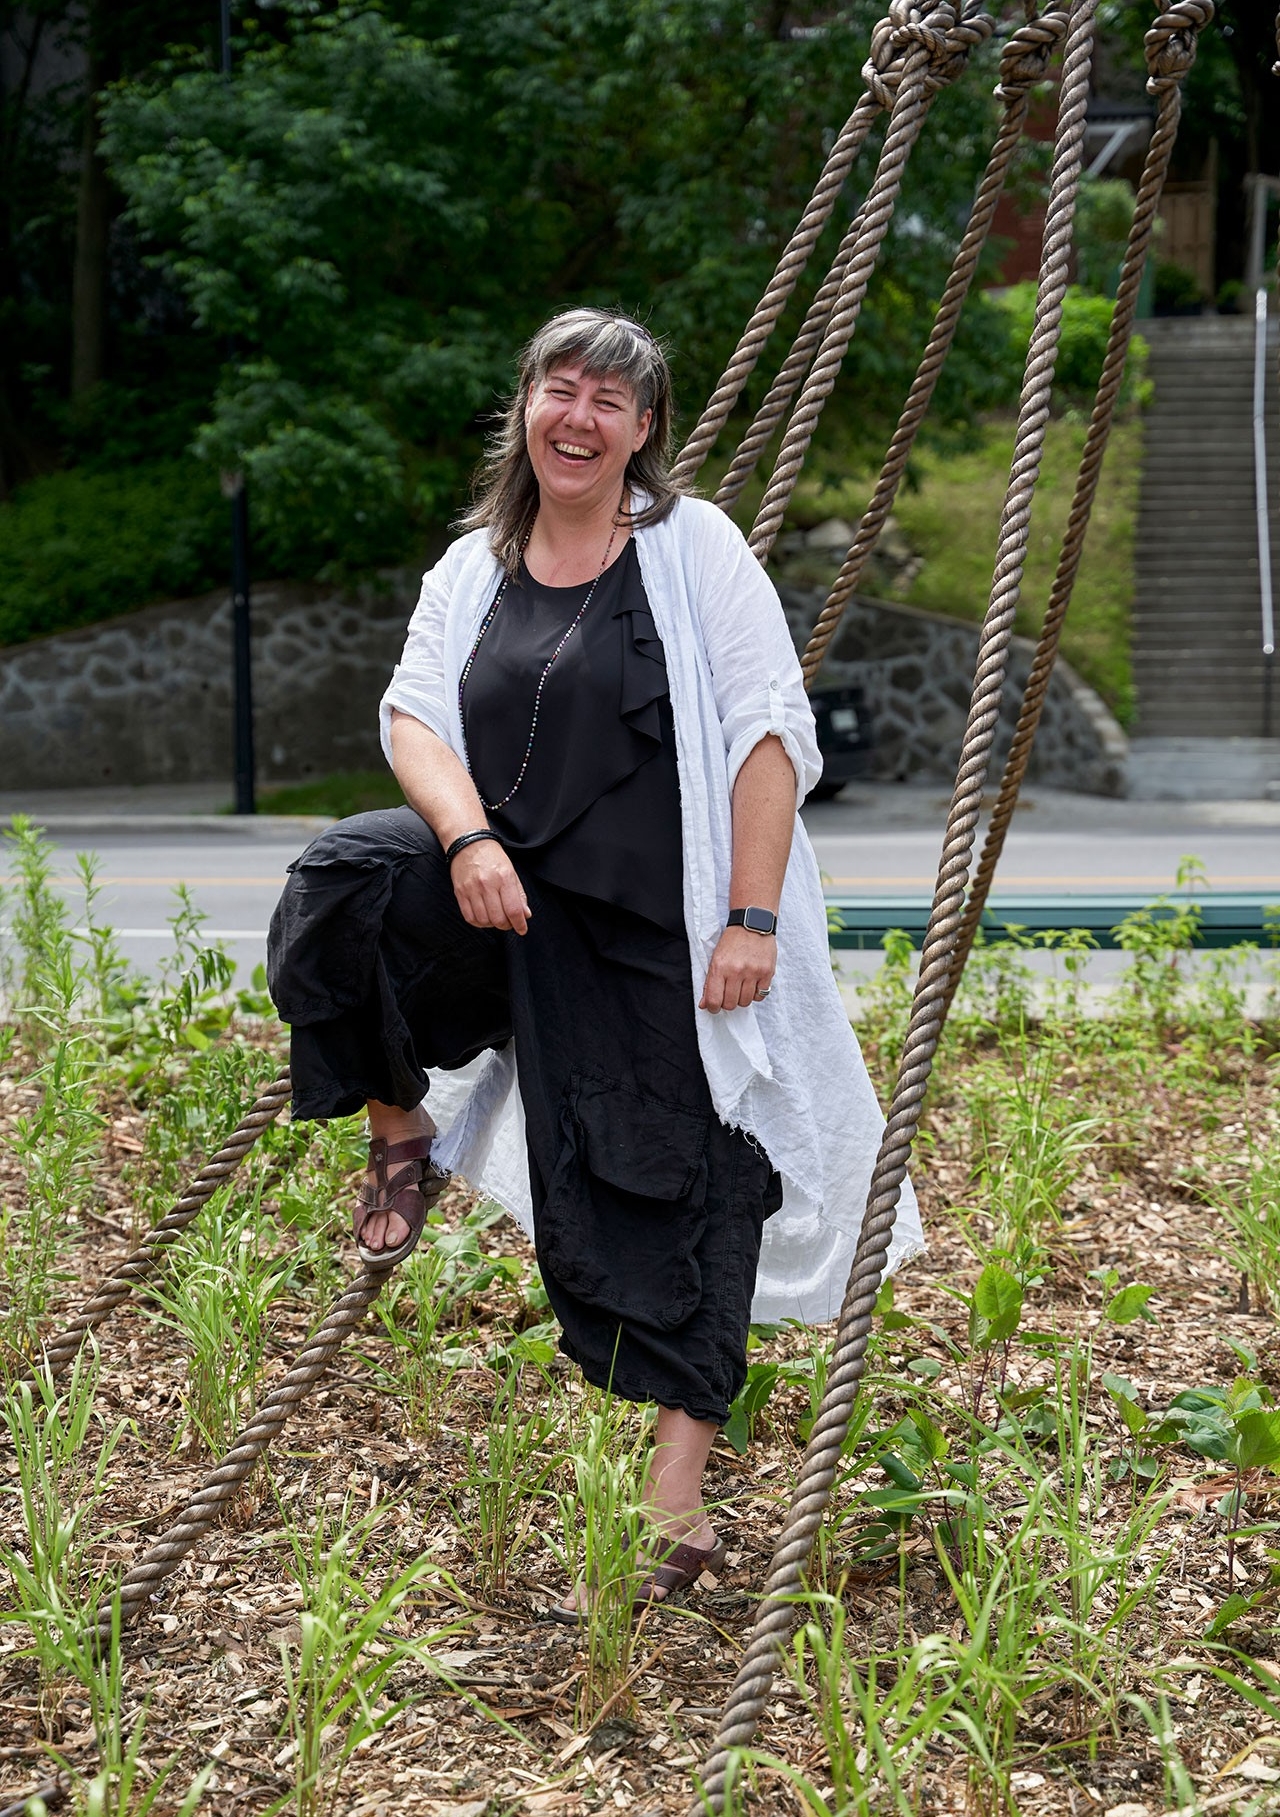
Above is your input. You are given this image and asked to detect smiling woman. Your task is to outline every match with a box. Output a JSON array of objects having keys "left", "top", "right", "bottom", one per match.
[
  {"left": 265, "top": 305, "right": 922, "bottom": 1622},
  {"left": 459, "top": 309, "right": 681, "bottom": 578}
]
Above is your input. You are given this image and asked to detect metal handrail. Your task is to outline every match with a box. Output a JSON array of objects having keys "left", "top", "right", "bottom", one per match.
[{"left": 1246, "top": 173, "right": 1279, "bottom": 736}]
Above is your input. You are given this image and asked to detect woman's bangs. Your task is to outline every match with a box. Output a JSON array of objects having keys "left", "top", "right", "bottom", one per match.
[{"left": 531, "top": 315, "right": 657, "bottom": 406}]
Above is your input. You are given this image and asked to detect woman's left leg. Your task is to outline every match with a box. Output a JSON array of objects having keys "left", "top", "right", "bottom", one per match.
[
  {"left": 503, "top": 880, "right": 780, "bottom": 1610},
  {"left": 644, "top": 1405, "right": 718, "bottom": 1548}
]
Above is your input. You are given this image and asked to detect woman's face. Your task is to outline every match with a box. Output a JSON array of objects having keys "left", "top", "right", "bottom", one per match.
[{"left": 524, "top": 362, "right": 652, "bottom": 516}]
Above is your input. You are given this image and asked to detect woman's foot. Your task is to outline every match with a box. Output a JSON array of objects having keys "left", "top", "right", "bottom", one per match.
[
  {"left": 547, "top": 1519, "right": 724, "bottom": 1623},
  {"left": 355, "top": 1100, "right": 440, "bottom": 1263},
  {"left": 632, "top": 1527, "right": 727, "bottom": 1609},
  {"left": 548, "top": 1404, "right": 724, "bottom": 1620}
]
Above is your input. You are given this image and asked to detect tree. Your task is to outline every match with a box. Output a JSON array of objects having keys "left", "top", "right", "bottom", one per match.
[{"left": 99, "top": 0, "right": 1009, "bottom": 575}]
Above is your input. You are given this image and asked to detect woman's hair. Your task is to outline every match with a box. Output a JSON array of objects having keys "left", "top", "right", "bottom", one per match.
[{"left": 459, "top": 306, "right": 685, "bottom": 572}]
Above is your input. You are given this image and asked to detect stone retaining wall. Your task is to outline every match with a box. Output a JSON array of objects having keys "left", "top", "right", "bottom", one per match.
[
  {"left": 0, "top": 577, "right": 420, "bottom": 790},
  {"left": 0, "top": 553, "right": 1127, "bottom": 795},
  {"left": 779, "top": 580, "right": 1128, "bottom": 795}
]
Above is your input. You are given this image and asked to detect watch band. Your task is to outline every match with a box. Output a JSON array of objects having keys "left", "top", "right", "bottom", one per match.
[{"left": 727, "top": 906, "right": 778, "bottom": 936}]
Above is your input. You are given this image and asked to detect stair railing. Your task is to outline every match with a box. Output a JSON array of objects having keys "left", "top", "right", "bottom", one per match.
[{"left": 1245, "top": 171, "right": 1279, "bottom": 736}]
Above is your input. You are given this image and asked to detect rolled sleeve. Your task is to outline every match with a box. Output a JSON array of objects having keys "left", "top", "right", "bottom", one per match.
[
  {"left": 686, "top": 502, "right": 823, "bottom": 805},
  {"left": 723, "top": 676, "right": 817, "bottom": 804},
  {"left": 378, "top": 543, "right": 466, "bottom": 764}
]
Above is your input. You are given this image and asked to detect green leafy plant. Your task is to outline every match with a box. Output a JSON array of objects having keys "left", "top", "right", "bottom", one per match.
[
  {"left": 1113, "top": 863, "right": 1206, "bottom": 1033},
  {"left": 0, "top": 461, "right": 227, "bottom": 646},
  {"left": 459, "top": 1368, "right": 566, "bottom": 1598},
  {"left": 272, "top": 1500, "right": 474, "bottom": 1817},
  {"left": 143, "top": 1189, "right": 290, "bottom": 1455},
  {"left": 545, "top": 1395, "right": 651, "bottom": 1728},
  {"left": 42, "top": 1601, "right": 216, "bottom": 1817},
  {"left": 1197, "top": 1133, "right": 1280, "bottom": 1314},
  {"left": 0, "top": 1351, "right": 126, "bottom": 1732}
]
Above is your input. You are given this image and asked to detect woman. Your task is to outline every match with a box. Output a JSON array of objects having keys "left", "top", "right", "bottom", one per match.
[{"left": 268, "top": 307, "right": 922, "bottom": 1615}]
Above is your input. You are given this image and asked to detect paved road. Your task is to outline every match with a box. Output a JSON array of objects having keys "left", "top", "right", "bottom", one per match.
[{"left": 3, "top": 784, "right": 1275, "bottom": 988}]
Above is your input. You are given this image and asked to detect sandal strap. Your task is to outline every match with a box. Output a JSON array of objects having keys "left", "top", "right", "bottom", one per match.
[
  {"left": 652, "top": 1537, "right": 725, "bottom": 1579},
  {"left": 380, "top": 1133, "right": 436, "bottom": 1165},
  {"left": 357, "top": 1156, "right": 432, "bottom": 1209},
  {"left": 365, "top": 1133, "right": 439, "bottom": 1202},
  {"left": 353, "top": 1132, "right": 448, "bottom": 1265},
  {"left": 635, "top": 1534, "right": 727, "bottom": 1604}
]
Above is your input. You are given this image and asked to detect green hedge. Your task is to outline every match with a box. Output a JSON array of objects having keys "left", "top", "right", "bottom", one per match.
[
  {"left": 0, "top": 461, "right": 229, "bottom": 648},
  {"left": 995, "top": 283, "right": 1150, "bottom": 409}
]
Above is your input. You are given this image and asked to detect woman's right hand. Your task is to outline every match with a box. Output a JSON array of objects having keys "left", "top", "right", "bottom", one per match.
[{"left": 450, "top": 841, "right": 531, "bottom": 935}]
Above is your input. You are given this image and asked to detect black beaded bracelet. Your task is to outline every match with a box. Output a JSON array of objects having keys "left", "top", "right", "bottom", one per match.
[{"left": 445, "top": 828, "right": 502, "bottom": 865}]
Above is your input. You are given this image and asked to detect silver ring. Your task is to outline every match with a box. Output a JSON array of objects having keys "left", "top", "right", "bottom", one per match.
[{"left": 756, "top": 986, "right": 772, "bottom": 999}]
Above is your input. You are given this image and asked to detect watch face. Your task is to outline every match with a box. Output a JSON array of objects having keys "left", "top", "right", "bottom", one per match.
[{"left": 743, "top": 906, "right": 775, "bottom": 934}]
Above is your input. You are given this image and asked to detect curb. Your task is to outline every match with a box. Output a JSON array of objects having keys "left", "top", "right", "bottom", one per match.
[{"left": 1, "top": 814, "right": 336, "bottom": 839}]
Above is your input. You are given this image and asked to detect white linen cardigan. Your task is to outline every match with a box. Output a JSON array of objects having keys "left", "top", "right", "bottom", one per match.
[{"left": 379, "top": 493, "right": 923, "bottom": 1322}]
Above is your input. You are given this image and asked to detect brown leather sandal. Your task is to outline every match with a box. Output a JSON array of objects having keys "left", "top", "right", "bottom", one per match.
[
  {"left": 632, "top": 1532, "right": 727, "bottom": 1611},
  {"left": 546, "top": 1532, "right": 727, "bottom": 1624},
  {"left": 353, "top": 1133, "right": 448, "bottom": 1269}
]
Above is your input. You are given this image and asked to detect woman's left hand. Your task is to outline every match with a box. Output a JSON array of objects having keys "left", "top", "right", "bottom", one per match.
[{"left": 699, "top": 928, "right": 777, "bottom": 1013}]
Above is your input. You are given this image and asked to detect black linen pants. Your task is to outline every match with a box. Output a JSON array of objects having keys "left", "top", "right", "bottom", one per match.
[{"left": 267, "top": 807, "right": 779, "bottom": 1426}]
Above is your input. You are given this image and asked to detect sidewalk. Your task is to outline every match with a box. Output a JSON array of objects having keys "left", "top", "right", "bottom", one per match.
[
  {"left": 0, "top": 782, "right": 331, "bottom": 840},
  {"left": 5, "top": 778, "right": 1280, "bottom": 837}
]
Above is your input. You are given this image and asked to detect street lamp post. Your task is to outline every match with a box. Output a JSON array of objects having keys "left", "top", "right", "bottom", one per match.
[{"left": 220, "top": 0, "right": 256, "bottom": 813}]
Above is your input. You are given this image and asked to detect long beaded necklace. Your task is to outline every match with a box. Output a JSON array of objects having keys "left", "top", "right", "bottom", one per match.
[{"left": 458, "top": 511, "right": 622, "bottom": 811}]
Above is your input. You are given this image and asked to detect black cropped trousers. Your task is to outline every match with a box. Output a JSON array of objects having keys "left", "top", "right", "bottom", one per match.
[{"left": 266, "top": 808, "right": 779, "bottom": 1426}]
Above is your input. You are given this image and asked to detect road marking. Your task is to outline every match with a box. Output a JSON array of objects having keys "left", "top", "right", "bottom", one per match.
[
  {"left": 820, "top": 874, "right": 1279, "bottom": 888},
  {"left": 86, "top": 928, "right": 268, "bottom": 940},
  {"left": 0, "top": 875, "right": 289, "bottom": 887}
]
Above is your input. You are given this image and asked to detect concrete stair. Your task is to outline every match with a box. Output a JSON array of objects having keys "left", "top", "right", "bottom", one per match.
[
  {"left": 1125, "top": 735, "right": 1280, "bottom": 801},
  {"left": 1132, "top": 314, "right": 1278, "bottom": 744}
]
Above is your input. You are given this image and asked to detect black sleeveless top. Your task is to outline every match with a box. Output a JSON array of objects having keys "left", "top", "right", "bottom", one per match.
[{"left": 460, "top": 539, "right": 684, "bottom": 935}]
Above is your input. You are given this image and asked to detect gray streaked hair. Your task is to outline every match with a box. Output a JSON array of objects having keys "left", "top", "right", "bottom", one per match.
[{"left": 458, "top": 307, "right": 686, "bottom": 573}]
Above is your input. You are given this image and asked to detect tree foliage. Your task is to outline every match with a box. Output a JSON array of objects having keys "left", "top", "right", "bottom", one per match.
[
  {"left": 13, "top": 0, "right": 1271, "bottom": 604},
  {"left": 92, "top": 0, "right": 1014, "bottom": 577}
]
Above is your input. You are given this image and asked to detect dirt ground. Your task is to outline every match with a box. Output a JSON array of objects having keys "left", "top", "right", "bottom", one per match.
[{"left": 3, "top": 1048, "right": 1280, "bottom": 1817}]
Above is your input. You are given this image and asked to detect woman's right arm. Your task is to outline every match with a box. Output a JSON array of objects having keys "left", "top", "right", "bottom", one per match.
[
  {"left": 381, "top": 540, "right": 530, "bottom": 935},
  {"left": 389, "top": 710, "right": 531, "bottom": 935}
]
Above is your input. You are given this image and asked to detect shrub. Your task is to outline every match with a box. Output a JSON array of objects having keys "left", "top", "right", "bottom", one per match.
[
  {"left": 993, "top": 283, "right": 1149, "bottom": 411},
  {"left": 0, "top": 461, "right": 228, "bottom": 647}
]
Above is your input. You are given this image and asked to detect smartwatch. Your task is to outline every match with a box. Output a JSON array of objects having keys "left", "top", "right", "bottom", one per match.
[{"left": 727, "top": 906, "right": 778, "bottom": 936}]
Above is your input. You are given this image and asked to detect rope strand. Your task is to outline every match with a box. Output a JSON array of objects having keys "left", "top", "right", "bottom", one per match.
[
  {"left": 692, "top": 4, "right": 1098, "bottom": 1803},
  {"left": 936, "top": 0, "right": 1214, "bottom": 1021},
  {"left": 748, "top": 5, "right": 998, "bottom": 563},
  {"left": 799, "top": 9, "right": 1070, "bottom": 682}
]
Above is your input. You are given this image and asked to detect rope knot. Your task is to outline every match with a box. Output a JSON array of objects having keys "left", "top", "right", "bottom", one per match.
[
  {"left": 996, "top": 8, "right": 1069, "bottom": 100},
  {"left": 928, "top": 9, "right": 997, "bottom": 91},
  {"left": 1144, "top": 0, "right": 1214, "bottom": 93},
  {"left": 863, "top": 3, "right": 958, "bottom": 108}
]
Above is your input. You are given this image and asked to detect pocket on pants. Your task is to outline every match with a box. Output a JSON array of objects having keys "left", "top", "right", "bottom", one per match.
[{"left": 538, "top": 1072, "right": 710, "bottom": 1329}]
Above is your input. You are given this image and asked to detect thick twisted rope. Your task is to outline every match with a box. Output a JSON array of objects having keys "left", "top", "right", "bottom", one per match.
[
  {"left": 937, "top": 0, "right": 1213, "bottom": 1018},
  {"left": 16, "top": 1069, "right": 293, "bottom": 1389},
  {"left": 671, "top": 0, "right": 970, "bottom": 488},
  {"left": 99, "top": 1264, "right": 388, "bottom": 1636},
  {"left": 712, "top": 197, "right": 873, "bottom": 512},
  {"left": 799, "top": 8, "right": 1070, "bottom": 682},
  {"left": 692, "top": 3, "right": 1098, "bottom": 1805},
  {"left": 670, "top": 91, "right": 883, "bottom": 488},
  {"left": 748, "top": 4, "right": 999, "bottom": 563},
  {"left": 715, "top": 0, "right": 1008, "bottom": 515}
]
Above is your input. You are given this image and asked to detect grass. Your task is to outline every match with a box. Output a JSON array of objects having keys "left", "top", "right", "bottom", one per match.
[
  {"left": 782, "top": 412, "right": 1141, "bottom": 726},
  {"left": 254, "top": 770, "right": 404, "bottom": 820},
  {"left": 2, "top": 819, "right": 1280, "bottom": 1812}
]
